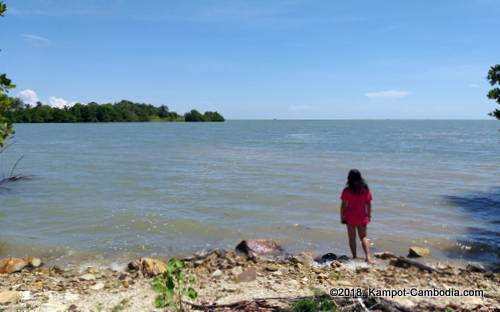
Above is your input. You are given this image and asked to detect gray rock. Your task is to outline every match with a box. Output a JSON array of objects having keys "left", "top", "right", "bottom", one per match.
[
  {"left": 337, "top": 255, "right": 351, "bottom": 262},
  {"left": 235, "top": 239, "right": 283, "bottom": 256},
  {"left": 314, "top": 253, "right": 337, "bottom": 264},
  {"left": 466, "top": 263, "right": 486, "bottom": 273},
  {"left": 408, "top": 246, "right": 431, "bottom": 258}
]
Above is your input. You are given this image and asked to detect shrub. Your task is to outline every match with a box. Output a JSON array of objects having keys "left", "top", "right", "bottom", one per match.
[{"left": 152, "top": 258, "right": 197, "bottom": 311}]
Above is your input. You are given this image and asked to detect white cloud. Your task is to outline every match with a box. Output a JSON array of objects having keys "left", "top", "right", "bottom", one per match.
[
  {"left": 17, "top": 89, "right": 40, "bottom": 105},
  {"left": 48, "top": 96, "right": 76, "bottom": 108},
  {"left": 17, "top": 89, "right": 77, "bottom": 108},
  {"left": 468, "top": 84, "right": 480, "bottom": 88},
  {"left": 21, "top": 34, "right": 51, "bottom": 46},
  {"left": 365, "top": 90, "right": 411, "bottom": 100}
]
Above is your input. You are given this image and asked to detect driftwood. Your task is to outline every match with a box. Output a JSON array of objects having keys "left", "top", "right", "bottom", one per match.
[
  {"left": 189, "top": 298, "right": 279, "bottom": 311},
  {"left": 363, "top": 297, "right": 415, "bottom": 312},
  {"left": 0, "top": 141, "right": 28, "bottom": 186},
  {"left": 389, "top": 256, "right": 436, "bottom": 273},
  {"left": 188, "top": 294, "right": 413, "bottom": 312},
  {"left": 0, "top": 175, "right": 31, "bottom": 186}
]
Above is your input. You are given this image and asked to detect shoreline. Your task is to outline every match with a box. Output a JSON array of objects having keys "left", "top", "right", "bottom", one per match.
[
  {"left": 1, "top": 234, "right": 496, "bottom": 273},
  {"left": 1, "top": 241, "right": 499, "bottom": 311}
]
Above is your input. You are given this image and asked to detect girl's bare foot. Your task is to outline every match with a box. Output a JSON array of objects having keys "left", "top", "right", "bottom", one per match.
[{"left": 366, "top": 257, "right": 376, "bottom": 264}]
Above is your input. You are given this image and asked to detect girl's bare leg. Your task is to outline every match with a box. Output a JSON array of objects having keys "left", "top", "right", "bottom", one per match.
[
  {"left": 357, "top": 225, "right": 374, "bottom": 264},
  {"left": 346, "top": 224, "right": 357, "bottom": 259}
]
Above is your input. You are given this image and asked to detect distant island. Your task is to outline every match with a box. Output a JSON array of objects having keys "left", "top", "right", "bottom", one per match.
[{"left": 5, "top": 98, "right": 224, "bottom": 123}]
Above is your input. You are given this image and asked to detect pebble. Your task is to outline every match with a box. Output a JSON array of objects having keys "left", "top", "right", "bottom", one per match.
[
  {"left": 39, "top": 302, "right": 66, "bottom": 312},
  {"left": 265, "top": 264, "right": 279, "bottom": 272},
  {"left": 19, "top": 291, "right": 32, "bottom": 301},
  {"left": 64, "top": 292, "right": 80, "bottom": 301},
  {"left": 30, "top": 257, "right": 42, "bottom": 268},
  {"left": 236, "top": 268, "right": 257, "bottom": 283},
  {"left": 79, "top": 274, "right": 96, "bottom": 281},
  {"left": 211, "top": 269, "right": 223, "bottom": 278},
  {"left": 128, "top": 258, "right": 167, "bottom": 277},
  {"left": 90, "top": 282, "right": 105, "bottom": 290},
  {"left": 231, "top": 266, "right": 243, "bottom": 276},
  {"left": 0, "top": 291, "right": 19, "bottom": 304}
]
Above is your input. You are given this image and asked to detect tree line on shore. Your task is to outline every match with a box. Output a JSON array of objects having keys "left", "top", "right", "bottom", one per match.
[{"left": 3, "top": 98, "right": 224, "bottom": 123}]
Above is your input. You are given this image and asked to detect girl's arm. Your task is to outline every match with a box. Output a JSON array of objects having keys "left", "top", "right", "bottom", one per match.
[
  {"left": 340, "top": 200, "right": 347, "bottom": 223},
  {"left": 367, "top": 201, "right": 372, "bottom": 220}
]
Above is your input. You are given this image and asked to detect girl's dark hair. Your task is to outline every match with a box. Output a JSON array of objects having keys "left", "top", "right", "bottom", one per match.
[{"left": 346, "top": 169, "right": 369, "bottom": 194}]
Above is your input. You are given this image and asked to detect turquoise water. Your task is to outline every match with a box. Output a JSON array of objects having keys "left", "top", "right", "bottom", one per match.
[{"left": 0, "top": 121, "right": 499, "bottom": 267}]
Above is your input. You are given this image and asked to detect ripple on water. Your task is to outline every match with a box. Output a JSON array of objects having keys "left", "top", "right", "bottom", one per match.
[{"left": 1, "top": 121, "right": 499, "bottom": 267}]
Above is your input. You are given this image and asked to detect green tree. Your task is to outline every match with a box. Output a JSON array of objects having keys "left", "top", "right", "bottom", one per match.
[
  {"left": 203, "top": 111, "right": 225, "bottom": 122},
  {"left": 0, "top": 2, "right": 15, "bottom": 147},
  {"left": 184, "top": 109, "right": 205, "bottom": 122},
  {"left": 487, "top": 64, "right": 500, "bottom": 119},
  {"left": 7, "top": 99, "right": 224, "bottom": 123}
]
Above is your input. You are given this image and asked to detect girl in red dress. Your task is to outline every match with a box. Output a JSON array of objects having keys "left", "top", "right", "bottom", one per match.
[{"left": 340, "top": 169, "right": 374, "bottom": 263}]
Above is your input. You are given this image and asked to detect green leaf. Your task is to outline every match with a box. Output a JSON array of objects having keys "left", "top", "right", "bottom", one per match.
[
  {"left": 178, "top": 271, "right": 185, "bottom": 282},
  {"left": 154, "top": 296, "right": 166, "bottom": 308},
  {"left": 168, "top": 258, "right": 184, "bottom": 271},
  {"left": 0, "top": 2, "right": 6, "bottom": 16},
  {"left": 165, "top": 287, "right": 174, "bottom": 301},
  {"left": 152, "top": 279, "right": 164, "bottom": 293},
  {"left": 166, "top": 276, "right": 175, "bottom": 290},
  {"left": 186, "top": 287, "right": 198, "bottom": 300}
]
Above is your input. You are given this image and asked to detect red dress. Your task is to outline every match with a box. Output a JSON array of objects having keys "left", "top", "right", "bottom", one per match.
[{"left": 340, "top": 187, "right": 373, "bottom": 225}]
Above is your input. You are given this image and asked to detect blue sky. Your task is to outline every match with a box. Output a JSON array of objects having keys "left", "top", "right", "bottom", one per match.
[{"left": 2, "top": 0, "right": 499, "bottom": 119}]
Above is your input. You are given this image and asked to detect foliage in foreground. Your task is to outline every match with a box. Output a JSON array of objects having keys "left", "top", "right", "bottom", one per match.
[
  {"left": 487, "top": 64, "right": 500, "bottom": 120},
  {"left": 152, "top": 258, "right": 197, "bottom": 312},
  {"left": 0, "top": 2, "right": 15, "bottom": 148},
  {"left": 5, "top": 99, "right": 224, "bottom": 123},
  {"left": 282, "top": 297, "right": 338, "bottom": 312}
]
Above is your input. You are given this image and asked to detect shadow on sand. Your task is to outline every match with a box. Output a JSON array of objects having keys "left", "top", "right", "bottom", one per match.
[{"left": 444, "top": 187, "right": 500, "bottom": 272}]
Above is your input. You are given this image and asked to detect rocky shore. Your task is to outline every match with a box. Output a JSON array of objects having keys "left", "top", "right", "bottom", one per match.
[{"left": 0, "top": 240, "right": 499, "bottom": 311}]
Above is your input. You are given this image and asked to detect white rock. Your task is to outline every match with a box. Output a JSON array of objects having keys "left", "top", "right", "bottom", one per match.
[
  {"left": 90, "top": 282, "right": 105, "bottom": 290},
  {"left": 30, "top": 257, "right": 42, "bottom": 267},
  {"left": 79, "top": 273, "right": 96, "bottom": 281},
  {"left": 231, "top": 266, "right": 243, "bottom": 276},
  {"left": 64, "top": 292, "right": 80, "bottom": 301},
  {"left": 211, "top": 269, "right": 223, "bottom": 278},
  {"left": 19, "top": 291, "right": 32, "bottom": 301},
  {"left": 39, "top": 302, "right": 66, "bottom": 312}
]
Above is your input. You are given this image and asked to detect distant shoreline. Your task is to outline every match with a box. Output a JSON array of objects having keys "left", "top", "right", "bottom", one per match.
[{"left": 6, "top": 99, "right": 224, "bottom": 123}]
